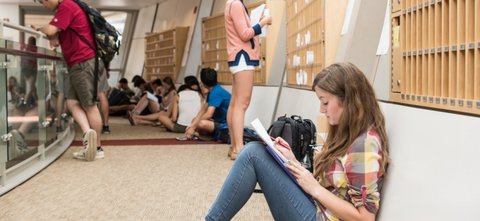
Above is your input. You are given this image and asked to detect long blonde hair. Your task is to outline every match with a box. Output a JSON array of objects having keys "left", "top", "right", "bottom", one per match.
[{"left": 312, "top": 63, "right": 389, "bottom": 179}]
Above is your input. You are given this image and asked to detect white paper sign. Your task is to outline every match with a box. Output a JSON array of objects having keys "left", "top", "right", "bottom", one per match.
[
  {"left": 296, "top": 71, "right": 302, "bottom": 85},
  {"left": 293, "top": 55, "right": 301, "bottom": 67},
  {"left": 306, "top": 51, "right": 314, "bottom": 65},
  {"left": 250, "top": 4, "right": 267, "bottom": 36},
  {"left": 305, "top": 31, "right": 311, "bottom": 45},
  {"left": 296, "top": 33, "right": 301, "bottom": 47}
]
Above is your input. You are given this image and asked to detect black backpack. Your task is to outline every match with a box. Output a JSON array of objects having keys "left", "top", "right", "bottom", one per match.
[
  {"left": 71, "top": 0, "right": 121, "bottom": 101},
  {"left": 215, "top": 127, "right": 261, "bottom": 144},
  {"left": 72, "top": 0, "right": 121, "bottom": 66},
  {"left": 268, "top": 115, "right": 317, "bottom": 172}
]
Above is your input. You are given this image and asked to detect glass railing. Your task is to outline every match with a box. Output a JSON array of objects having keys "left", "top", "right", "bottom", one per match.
[{"left": 0, "top": 22, "right": 74, "bottom": 194}]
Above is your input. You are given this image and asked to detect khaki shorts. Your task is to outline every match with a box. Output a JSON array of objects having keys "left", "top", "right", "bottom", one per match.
[
  {"left": 171, "top": 123, "right": 187, "bottom": 133},
  {"left": 66, "top": 58, "right": 107, "bottom": 107}
]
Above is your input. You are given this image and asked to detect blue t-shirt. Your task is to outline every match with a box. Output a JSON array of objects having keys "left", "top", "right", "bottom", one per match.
[{"left": 207, "top": 84, "right": 231, "bottom": 124}]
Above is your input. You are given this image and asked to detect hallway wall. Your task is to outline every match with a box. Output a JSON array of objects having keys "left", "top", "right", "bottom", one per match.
[
  {"left": 0, "top": 4, "right": 21, "bottom": 42},
  {"left": 124, "top": 0, "right": 200, "bottom": 83}
]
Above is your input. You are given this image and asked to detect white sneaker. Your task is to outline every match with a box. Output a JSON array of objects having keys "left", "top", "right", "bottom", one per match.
[
  {"left": 73, "top": 148, "right": 104, "bottom": 160},
  {"left": 81, "top": 129, "right": 97, "bottom": 161},
  {"left": 96, "top": 148, "right": 105, "bottom": 159}
]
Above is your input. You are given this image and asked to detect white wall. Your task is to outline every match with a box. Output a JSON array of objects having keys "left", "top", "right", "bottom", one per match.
[
  {"left": 183, "top": 0, "right": 215, "bottom": 79},
  {"left": 275, "top": 87, "right": 319, "bottom": 124},
  {"left": 378, "top": 102, "right": 480, "bottom": 220},
  {"left": 124, "top": 5, "right": 156, "bottom": 83},
  {"left": 0, "top": 4, "right": 20, "bottom": 42},
  {"left": 223, "top": 85, "right": 278, "bottom": 128}
]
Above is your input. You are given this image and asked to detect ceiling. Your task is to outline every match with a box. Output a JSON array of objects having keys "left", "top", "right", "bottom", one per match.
[{"left": 0, "top": 0, "right": 167, "bottom": 10}]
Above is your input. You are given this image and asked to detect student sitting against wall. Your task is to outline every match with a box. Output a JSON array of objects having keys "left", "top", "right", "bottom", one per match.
[
  {"left": 127, "top": 78, "right": 163, "bottom": 125},
  {"left": 157, "top": 76, "right": 177, "bottom": 117},
  {"left": 108, "top": 78, "right": 135, "bottom": 116},
  {"left": 205, "top": 63, "right": 390, "bottom": 221},
  {"left": 130, "top": 76, "right": 154, "bottom": 105},
  {"left": 131, "top": 76, "right": 202, "bottom": 130},
  {"left": 185, "top": 68, "right": 231, "bottom": 141}
]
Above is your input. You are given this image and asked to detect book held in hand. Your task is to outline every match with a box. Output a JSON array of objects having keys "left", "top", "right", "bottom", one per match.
[
  {"left": 251, "top": 118, "right": 313, "bottom": 199},
  {"left": 250, "top": 118, "right": 296, "bottom": 182}
]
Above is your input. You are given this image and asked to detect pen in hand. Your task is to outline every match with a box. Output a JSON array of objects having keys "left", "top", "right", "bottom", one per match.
[{"left": 271, "top": 136, "right": 291, "bottom": 150}]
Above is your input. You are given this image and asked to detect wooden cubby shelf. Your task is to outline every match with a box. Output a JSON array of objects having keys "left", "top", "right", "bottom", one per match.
[
  {"left": 286, "top": 0, "right": 347, "bottom": 88},
  {"left": 391, "top": 0, "right": 480, "bottom": 115},
  {"left": 144, "top": 27, "right": 189, "bottom": 81}
]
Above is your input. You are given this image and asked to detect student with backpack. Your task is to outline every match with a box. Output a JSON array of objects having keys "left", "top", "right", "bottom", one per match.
[
  {"left": 206, "top": 63, "right": 389, "bottom": 221},
  {"left": 36, "top": 0, "right": 108, "bottom": 161}
]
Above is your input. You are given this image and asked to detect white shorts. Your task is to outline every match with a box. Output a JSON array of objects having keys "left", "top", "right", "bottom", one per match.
[{"left": 229, "top": 54, "right": 255, "bottom": 74}]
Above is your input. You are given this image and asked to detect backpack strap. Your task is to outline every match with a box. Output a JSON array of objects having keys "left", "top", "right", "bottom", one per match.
[{"left": 304, "top": 119, "right": 317, "bottom": 144}]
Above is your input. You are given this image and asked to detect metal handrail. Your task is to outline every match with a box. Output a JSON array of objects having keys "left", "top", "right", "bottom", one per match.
[
  {"left": 0, "top": 46, "right": 62, "bottom": 60},
  {"left": 0, "top": 20, "right": 47, "bottom": 39}
]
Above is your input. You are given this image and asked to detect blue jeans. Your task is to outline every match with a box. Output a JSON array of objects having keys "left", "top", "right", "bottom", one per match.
[{"left": 205, "top": 141, "right": 316, "bottom": 221}]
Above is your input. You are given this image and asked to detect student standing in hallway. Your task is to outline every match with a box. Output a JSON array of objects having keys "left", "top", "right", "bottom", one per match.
[
  {"left": 224, "top": 0, "right": 272, "bottom": 160},
  {"left": 36, "top": 0, "right": 105, "bottom": 161}
]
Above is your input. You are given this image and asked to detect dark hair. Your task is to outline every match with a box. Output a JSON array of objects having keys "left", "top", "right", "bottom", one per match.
[
  {"left": 151, "top": 79, "right": 163, "bottom": 87},
  {"left": 161, "top": 76, "right": 176, "bottom": 95},
  {"left": 119, "top": 78, "right": 128, "bottom": 84},
  {"left": 133, "top": 78, "right": 146, "bottom": 88},
  {"left": 184, "top": 75, "right": 199, "bottom": 87},
  {"left": 200, "top": 68, "right": 217, "bottom": 87},
  {"left": 27, "top": 36, "right": 36, "bottom": 46},
  {"left": 177, "top": 84, "right": 189, "bottom": 93},
  {"left": 183, "top": 75, "right": 202, "bottom": 96},
  {"left": 131, "top": 75, "right": 142, "bottom": 83}
]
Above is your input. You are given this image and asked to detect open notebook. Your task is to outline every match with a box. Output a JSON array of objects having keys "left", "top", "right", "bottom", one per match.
[
  {"left": 250, "top": 118, "right": 298, "bottom": 184},
  {"left": 251, "top": 118, "right": 313, "bottom": 199}
]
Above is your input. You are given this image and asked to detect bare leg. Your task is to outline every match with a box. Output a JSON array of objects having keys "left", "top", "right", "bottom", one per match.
[
  {"left": 134, "top": 112, "right": 162, "bottom": 121},
  {"left": 132, "top": 117, "right": 155, "bottom": 126},
  {"left": 158, "top": 114, "right": 175, "bottom": 131},
  {"left": 147, "top": 100, "right": 160, "bottom": 113},
  {"left": 98, "top": 91, "right": 109, "bottom": 126},
  {"left": 197, "top": 119, "right": 215, "bottom": 135},
  {"left": 109, "top": 104, "right": 134, "bottom": 113},
  {"left": 227, "top": 84, "right": 235, "bottom": 158},
  {"left": 66, "top": 99, "right": 102, "bottom": 147},
  {"left": 132, "top": 112, "right": 161, "bottom": 125},
  {"left": 132, "top": 95, "right": 148, "bottom": 114},
  {"left": 229, "top": 70, "right": 254, "bottom": 154}
]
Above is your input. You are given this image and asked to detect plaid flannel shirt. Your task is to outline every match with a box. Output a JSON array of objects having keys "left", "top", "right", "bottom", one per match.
[{"left": 317, "top": 128, "right": 384, "bottom": 221}]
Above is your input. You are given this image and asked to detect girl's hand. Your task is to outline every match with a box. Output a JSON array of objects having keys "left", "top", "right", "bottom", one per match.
[
  {"left": 273, "top": 137, "right": 298, "bottom": 164},
  {"left": 260, "top": 15, "right": 272, "bottom": 26},
  {"left": 286, "top": 161, "right": 320, "bottom": 196}
]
